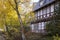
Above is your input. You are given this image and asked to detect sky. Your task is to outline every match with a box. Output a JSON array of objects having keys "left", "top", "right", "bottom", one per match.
[{"left": 31, "top": 0, "right": 39, "bottom": 2}]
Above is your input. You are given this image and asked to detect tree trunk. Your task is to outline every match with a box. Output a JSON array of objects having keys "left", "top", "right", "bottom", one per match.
[
  {"left": 12, "top": 0, "right": 26, "bottom": 40},
  {"left": 16, "top": 7, "right": 26, "bottom": 40},
  {"left": 18, "top": 14, "right": 26, "bottom": 40}
]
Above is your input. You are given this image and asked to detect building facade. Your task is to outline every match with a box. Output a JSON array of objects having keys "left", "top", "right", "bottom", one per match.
[{"left": 30, "top": 0, "right": 59, "bottom": 33}]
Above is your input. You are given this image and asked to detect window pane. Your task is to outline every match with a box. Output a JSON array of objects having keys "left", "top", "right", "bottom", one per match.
[
  {"left": 35, "top": 12, "right": 38, "bottom": 20},
  {"left": 35, "top": 12, "right": 38, "bottom": 17},
  {"left": 34, "top": 24, "right": 38, "bottom": 30},
  {"left": 42, "top": 22, "right": 45, "bottom": 29},
  {"left": 40, "top": 0, "right": 44, "bottom": 6},
  {"left": 47, "top": 6, "right": 50, "bottom": 13},
  {"left": 47, "top": 14, "right": 50, "bottom": 17},
  {"left": 46, "top": 0, "right": 49, "bottom": 2},
  {"left": 44, "top": 15, "right": 46, "bottom": 18},
  {"left": 43, "top": 8, "right": 46, "bottom": 14},
  {"left": 51, "top": 5, "right": 54, "bottom": 12},
  {"left": 43, "top": 8, "right": 47, "bottom": 18},
  {"left": 31, "top": 24, "right": 34, "bottom": 32},
  {"left": 41, "top": 15, "right": 42, "bottom": 18},
  {"left": 40, "top": 10, "right": 43, "bottom": 18},
  {"left": 38, "top": 11, "right": 40, "bottom": 16},
  {"left": 41, "top": 10, "right": 43, "bottom": 15},
  {"left": 38, "top": 11, "right": 40, "bottom": 19},
  {"left": 39, "top": 10, "right": 41, "bottom": 15},
  {"left": 39, "top": 23, "right": 42, "bottom": 30}
]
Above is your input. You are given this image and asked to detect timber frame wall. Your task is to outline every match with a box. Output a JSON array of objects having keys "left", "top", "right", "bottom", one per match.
[{"left": 30, "top": 0, "right": 59, "bottom": 33}]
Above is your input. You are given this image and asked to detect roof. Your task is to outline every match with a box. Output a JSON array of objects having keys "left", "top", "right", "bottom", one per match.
[{"left": 33, "top": 0, "right": 55, "bottom": 11}]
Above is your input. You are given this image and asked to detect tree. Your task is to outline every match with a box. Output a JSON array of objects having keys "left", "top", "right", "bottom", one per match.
[
  {"left": 46, "top": 1, "right": 60, "bottom": 35},
  {"left": 3, "top": 0, "right": 33, "bottom": 40},
  {"left": 8, "top": 0, "right": 32, "bottom": 40},
  {"left": 0, "top": 0, "right": 34, "bottom": 40}
]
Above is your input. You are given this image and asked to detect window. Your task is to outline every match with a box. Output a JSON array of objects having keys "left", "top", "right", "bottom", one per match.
[
  {"left": 47, "top": 6, "right": 50, "bottom": 13},
  {"left": 38, "top": 22, "right": 45, "bottom": 32},
  {"left": 42, "top": 8, "right": 47, "bottom": 18},
  {"left": 41, "top": 22, "right": 45, "bottom": 33},
  {"left": 47, "top": 14, "right": 50, "bottom": 17},
  {"left": 46, "top": 0, "right": 49, "bottom": 2},
  {"left": 40, "top": 10, "right": 43, "bottom": 15},
  {"left": 51, "top": 4, "right": 54, "bottom": 15},
  {"left": 34, "top": 23, "right": 38, "bottom": 32},
  {"left": 35, "top": 12, "right": 38, "bottom": 20},
  {"left": 38, "top": 11, "right": 40, "bottom": 19},
  {"left": 40, "top": 0, "right": 44, "bottom": 6},
  {"left": 39, "top": 22, "right": 45, "bottom": 30},
  {"left": 38, "top": 10, "right": 41, "bottom": 19},
  {"left": 44, "top": 0, "right": 46, "bottom": 3},
  {"left": 43, "top": 8, "right": 46, "bottom": 14},
  {"left": 31, "top": 22, "right": 46, "bottom": 32},
  {"left": 38, "top": 11, "right": 40, "bottom": 16},
  {"left": 39, "top": 23, "right": 42, "bottom": 30},
  {"left": 31, "top": 24, "right": 34, "bottom": 32},
  {"left": 46, "top": 6, "right": 51, "bottom": 17},
  {"left": 39, "top": 10, "right": 41, "bottom": 15},
  {"left": 42, "top": 22, "right": 45, "bottom": 29},
  {"left": 35, "top": 12, "right": 38, "bottom": 17},
  {"left": 51, "top": 5, "right": 54, "bottom": 12},
  {"left": 40, "top": 10, "right": 43, "bottom": 18}
]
